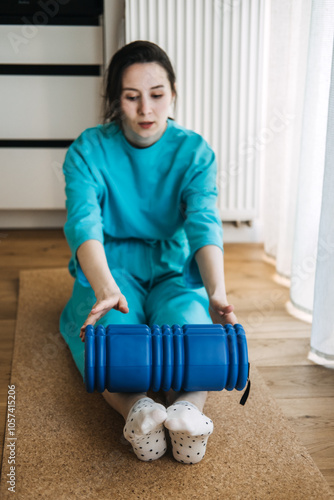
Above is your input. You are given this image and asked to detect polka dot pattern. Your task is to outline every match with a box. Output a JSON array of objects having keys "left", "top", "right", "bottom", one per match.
[
  {"left": 123, "top": 397, "right": 168, "bottom": 462},
  {"left": 164, "top": 401, "right": 214, "bottom": 465}
]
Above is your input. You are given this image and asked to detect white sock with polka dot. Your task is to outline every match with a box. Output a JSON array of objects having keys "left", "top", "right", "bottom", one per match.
[
  {"left": 164, "top": 401, "right": 214, "bottom": 464},
  {"left": 123, "top": 397, "right": 168, "bottom": 462}
]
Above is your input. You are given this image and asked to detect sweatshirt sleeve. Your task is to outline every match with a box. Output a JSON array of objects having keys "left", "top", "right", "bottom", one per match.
[
  {"left": 63, "top": 134, "right": 104, "bottom": 283},
  {"left": 181, "top": 137, "right": 223, "bottom": 288}
]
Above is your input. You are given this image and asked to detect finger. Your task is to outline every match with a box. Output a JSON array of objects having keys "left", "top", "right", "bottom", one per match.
[
  {"left": 91, "top": 300, "right": 111, "bottom": 314},
  {"left": 210, "top": 305, "right": 233, "bottom": 317},
  {"left": 80, "top": 301, "right": 117, "bottom": 338},
  {"left": 81, "top": 296, "right": 130, "bottom": 341},
  {"left": 80, "top": 310, "right": 101, "bottom": 339},
  {"left": 219, "top": 304, "right": 234, "bottom": 315},
  {"left": 87, "top": 306, "right": 109, "bottom": 324},
  {"left": 222, "top": 312, "right": 238, "bottom": 326},
  {"left": 91, "top": 296, "right": 126, "bottom": 314},
  {"left": 80, "top": 323, "right": 90, "bottom": 342},
  {"left": 117, "top": 295, "right": 129, "bottom": 313}
]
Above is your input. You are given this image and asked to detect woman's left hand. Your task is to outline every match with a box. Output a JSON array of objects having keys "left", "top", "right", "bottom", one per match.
[{"left": 209, "top": 295, "right": 238, "bottom": 326}]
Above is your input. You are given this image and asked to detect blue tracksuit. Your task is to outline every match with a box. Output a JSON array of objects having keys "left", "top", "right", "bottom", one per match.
[{"left": 59, "top": 118, "right": 224, "bottom": 379}]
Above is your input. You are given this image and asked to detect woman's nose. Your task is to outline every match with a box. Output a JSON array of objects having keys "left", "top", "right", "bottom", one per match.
[{"left": 138, "top": 96, "right": 151, "bottom": 115}]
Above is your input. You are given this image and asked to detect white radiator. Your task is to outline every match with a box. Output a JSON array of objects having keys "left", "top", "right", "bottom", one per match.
[{"left": 125, "top": 0, "right": 267, "bottom": 222}]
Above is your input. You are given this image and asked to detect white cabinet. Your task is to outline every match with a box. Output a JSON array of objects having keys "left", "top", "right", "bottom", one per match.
[
  {"left": 0, "top": 76, "right": 103, "bottom": 139},
  {"left": 0, "top": 22, "right": 104, "bottom": 227},
  {"left": 0, "top": 25, "right": 103, "bottom": 64},
  {"left": 0, "top": 148, "right": 67, "bottom": 209}
]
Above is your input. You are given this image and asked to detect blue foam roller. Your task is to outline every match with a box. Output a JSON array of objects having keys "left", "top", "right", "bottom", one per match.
[
  {"left": 235, "top": 324, "right": 249, "bottom": 390},
  {"left": 84, "top": 323, "right": 249, "bottom": 394},
  {"left": 84, "top": 325, "right": 96, "bottom": 393},
  {"left": 161, "top": 325, "right": 173, "bottom": 392},
  {"left": 172, "top": 325, "right": 184, "bottom": 392},
  {"left": 225, "top": 324, "right": 238, "bottom": 391},
  {"left": 95, "top": 325, "right": 106, "bottom": 393},
  {"left": 151, "top": 326, "right": 162, "bottom": 392}
]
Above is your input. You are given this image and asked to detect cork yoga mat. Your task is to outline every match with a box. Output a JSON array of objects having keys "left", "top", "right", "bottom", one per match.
[{"left": 1, "top": 269, "right": 333, "bottom": 500}]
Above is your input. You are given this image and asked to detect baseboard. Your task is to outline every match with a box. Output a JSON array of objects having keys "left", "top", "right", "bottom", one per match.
[
  {"left": 222, "top": 219, "right": 263, "bottom": 243},
  {"left": 0, "top": 211, "right": 264, "bottom": 243},
  {"left": 0, "top": 210, "right": 67, "bottom": 229}
]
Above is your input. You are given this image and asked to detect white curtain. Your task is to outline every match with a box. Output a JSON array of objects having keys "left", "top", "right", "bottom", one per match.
[
  {"left": 263, "top": 0, "right": 334, "bottom": 364},
  {"left": 263, "top": 0, "right": 312, "bottom": 282},
  {"left": 309, "top": 35, "right": 334, "bottom": 367}
]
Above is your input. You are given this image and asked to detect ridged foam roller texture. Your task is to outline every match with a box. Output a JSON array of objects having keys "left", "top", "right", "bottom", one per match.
[{"left": 84, "top": 324, "right": 249, "bottom": 393}]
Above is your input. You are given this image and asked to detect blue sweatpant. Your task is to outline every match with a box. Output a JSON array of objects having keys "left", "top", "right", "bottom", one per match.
[{"left": 60, "top": 238, "right": 212, "bottom": 380}]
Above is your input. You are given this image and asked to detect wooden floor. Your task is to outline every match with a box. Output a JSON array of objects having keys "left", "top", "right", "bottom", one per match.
[{"left": 1, "top": 230, "right": 333, "bottom": 493}]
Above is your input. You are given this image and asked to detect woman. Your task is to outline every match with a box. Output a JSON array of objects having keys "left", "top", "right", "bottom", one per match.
[{"left": 60, "top": 40, "right": 237, "bottom": 464}]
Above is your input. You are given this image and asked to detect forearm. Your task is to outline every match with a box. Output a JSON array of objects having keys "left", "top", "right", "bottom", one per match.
[
  {"left": 76, "top": 239, "right": 119, "bottom": 296},
  {"left": 194, "top": 245, "right": 228, "bottom": 301}
]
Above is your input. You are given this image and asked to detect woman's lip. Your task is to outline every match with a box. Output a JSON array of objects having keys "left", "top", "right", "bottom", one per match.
[{"left": 139, "top": 122, "right": 154, "bottom": 129}]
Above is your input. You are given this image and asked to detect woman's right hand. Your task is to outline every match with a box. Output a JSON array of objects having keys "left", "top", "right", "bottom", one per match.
[{"left": 79, "top": 289, "right": 129, "bottom": 342}]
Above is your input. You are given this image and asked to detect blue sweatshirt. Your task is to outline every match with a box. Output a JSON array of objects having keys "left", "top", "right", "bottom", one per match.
[{"left": 63, "top": 118, "right": 223, "bottom": 288}]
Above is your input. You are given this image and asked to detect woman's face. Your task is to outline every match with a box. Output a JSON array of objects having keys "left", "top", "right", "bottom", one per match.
[{"left": 120, "top": 62, "right": 175, "bottom": 138}]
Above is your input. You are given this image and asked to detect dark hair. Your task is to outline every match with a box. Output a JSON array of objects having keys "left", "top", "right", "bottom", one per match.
[{"left": 103, "top": 40, "right": 177, "bottom": 124}]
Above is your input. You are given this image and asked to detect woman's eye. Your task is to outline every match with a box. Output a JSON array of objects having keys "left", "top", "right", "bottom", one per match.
[
  {"left": 152, "top": 94, "right": 163, "bottom": 99},
  {"left": 126, "top": 96, "right": 138, "bottom": 101}
]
